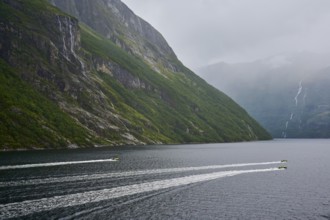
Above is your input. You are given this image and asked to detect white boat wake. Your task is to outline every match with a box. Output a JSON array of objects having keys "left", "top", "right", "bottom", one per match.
[
  {"left": 0, "top": 167, "right": 282, "bottom": 219},
  {"left": 0, "top": 161, "right": 283, "bottom": 187},
  {"left": 0, "top": 158, "right": 117, "bottom": 171}
]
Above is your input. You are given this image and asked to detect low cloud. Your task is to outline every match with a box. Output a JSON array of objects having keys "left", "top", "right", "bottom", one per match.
[{"left": 122, "top": 0, "right": 330, "bottom": 69}]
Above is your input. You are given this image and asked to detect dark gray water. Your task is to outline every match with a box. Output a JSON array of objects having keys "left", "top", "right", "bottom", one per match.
[{"left": 0, "top": 139, "right": 329, "bottom": 219}]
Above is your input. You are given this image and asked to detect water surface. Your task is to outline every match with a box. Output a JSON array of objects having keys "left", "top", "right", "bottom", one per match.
[{"left": 0, "top": 139, "right": 329, "bottom": 219}]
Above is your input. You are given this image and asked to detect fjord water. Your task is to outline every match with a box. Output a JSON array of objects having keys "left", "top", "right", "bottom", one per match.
[{"left": 0, "top": 140, "right": 329, "bottom": 219}]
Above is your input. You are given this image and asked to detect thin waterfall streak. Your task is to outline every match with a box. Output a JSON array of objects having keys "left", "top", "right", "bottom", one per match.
[
  {"left": 294, "top": 81, "right": 303, "bottom": 106},
  {"left": 57, "top": 16, "right": 69, "bottom": 60}
]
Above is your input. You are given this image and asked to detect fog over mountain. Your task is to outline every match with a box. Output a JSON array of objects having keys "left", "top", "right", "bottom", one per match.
[
  {"left": 122, "top": 0, "right": 330, "bottom": 70},
  {"left": 198, "top": 52, "right": 330, "bottom": 138}
]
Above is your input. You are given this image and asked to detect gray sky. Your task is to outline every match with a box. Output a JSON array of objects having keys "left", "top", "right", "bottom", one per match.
[{"left": 121, "top": 0, "right": 330, "bottom": 70}]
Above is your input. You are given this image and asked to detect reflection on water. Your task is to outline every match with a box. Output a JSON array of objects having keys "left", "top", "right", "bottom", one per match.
[{"left": 0, "top": 139, "right": 329, "bottom": 219}]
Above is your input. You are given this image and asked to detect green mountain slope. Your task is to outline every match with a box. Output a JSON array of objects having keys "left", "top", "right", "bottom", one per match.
[
  {"left": 0, "top": 59, "right": 97, "bottom": 149},
  {"left": 0, "top": 0, "right": 270, "bottom": 150}
]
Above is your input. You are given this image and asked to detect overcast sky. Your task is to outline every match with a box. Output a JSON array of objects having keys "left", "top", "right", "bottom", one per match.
[{"left": 121, "top": 0, "right": 330, "bottom": 70}]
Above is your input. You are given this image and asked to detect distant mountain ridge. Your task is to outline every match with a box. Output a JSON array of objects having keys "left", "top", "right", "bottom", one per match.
[
  {"left": 199, "top": 52, "right": 330, "bottom": 138},
  {"left": 0, "top": 0, "right": 270, "bottom": 150}
]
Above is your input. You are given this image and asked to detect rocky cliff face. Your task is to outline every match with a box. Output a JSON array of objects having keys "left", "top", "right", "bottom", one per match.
[
  {"left": 50, "top": 0, "right": 179, "bottom": 74},
  {"left": 0, "top": 0, "right": 271, "bottom": 150},
  {"left": 0, "top": 0, "right": 149, "bottom": 148}
]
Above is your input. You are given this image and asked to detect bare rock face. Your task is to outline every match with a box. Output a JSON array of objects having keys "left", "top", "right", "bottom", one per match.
[{"left": 50, "top": 0, "right": 179, "bottom": 74}]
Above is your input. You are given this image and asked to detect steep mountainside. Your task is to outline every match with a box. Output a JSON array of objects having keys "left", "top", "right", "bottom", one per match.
[
  {"left": 0, "top": 0, "right": 270, "bottom": 150},
  {"left": 199, "top": 52, "right": 330, "bottom": 138},
  {"left": 296, "top": 67, "right": 330, "bottom": 137},
  {"left": 49, "top": 0, "right": 179, "bottom": 74}
]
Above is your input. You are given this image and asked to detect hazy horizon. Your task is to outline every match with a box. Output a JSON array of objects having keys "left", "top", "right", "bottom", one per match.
[{"left": 122, "top": 0, "right": 330, "bottom": 70}]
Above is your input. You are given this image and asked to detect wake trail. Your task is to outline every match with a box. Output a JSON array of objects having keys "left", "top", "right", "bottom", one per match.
[
  {"left": 0, "top": 167, "right": 282, "bottom": 219},
  {"left": 0, "top": 161, "right": 283, "bottom": 187},
  {"left": 0, "top": 159, "right": 117, "bottom": 171}
]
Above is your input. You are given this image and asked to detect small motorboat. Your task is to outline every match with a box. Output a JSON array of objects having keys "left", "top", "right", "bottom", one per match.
[
  {"left": 281, "top": 160, "right": 288, "bottom": 163},
  {"left": 278, "top": 166, "right": 287, "bottom": 170}
]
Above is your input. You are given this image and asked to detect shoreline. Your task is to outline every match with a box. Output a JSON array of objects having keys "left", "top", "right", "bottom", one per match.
[{"left": 0, "top": 138, "right": 276, "bottom": 152}]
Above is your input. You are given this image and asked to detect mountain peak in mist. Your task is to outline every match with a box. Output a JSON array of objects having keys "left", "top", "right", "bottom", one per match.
[{"left": 199, "top": 51, "right": 330, "bottom": 138}]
